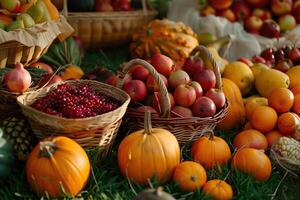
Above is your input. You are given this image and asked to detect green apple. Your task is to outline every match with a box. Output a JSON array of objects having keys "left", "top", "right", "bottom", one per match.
[
  {"left": 27, "top": 1, "right": 45, "bottom": 23},
  {"left": 6, "top": 20, "right": 24, "bottom": 31},
  {"left": 16, "top": 13, "right": 35, "bottom": 28},
  {"left": 0, "top": 22, "right": 5, "bottom": 30}
]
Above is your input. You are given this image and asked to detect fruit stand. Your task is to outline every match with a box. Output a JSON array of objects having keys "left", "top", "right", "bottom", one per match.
[{"left": 1, "top": 0, "right": 300, "bottom": 199}]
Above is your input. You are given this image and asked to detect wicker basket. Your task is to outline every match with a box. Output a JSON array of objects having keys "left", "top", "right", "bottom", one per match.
[
  {"left": 117, "top": 46, "right": 228, "bottom": 145},
  {"left": 62, "top": 0, "right": 157, "bottom": 49},
  {"left": 0, "top": 15, "right": 74, "bottom": 68},
  {"left": 16, "top": 80, "right": 130, "bottom": 157}
]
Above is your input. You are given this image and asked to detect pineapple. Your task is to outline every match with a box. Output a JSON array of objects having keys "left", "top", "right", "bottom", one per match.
[{"left": 1, "top": 115, "right": 37, "bottom": 161}]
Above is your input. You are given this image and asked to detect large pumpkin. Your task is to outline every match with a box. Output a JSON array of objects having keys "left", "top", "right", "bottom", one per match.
[
  {"left": 232, "top": 148, "right": 271, "bottom": 181},
  {"left": 217, "top": 78, "right": 246, "bottom": 130},
  {"left": 118, "top": 111, "right": 180, "bottom": 185},
  {"left": 130, "top": 19, "right": 199, "bottom": 65},
  {"left": 26, "top": 136, "right": 91, "bottom": 198},
  {"left": 191, "top": 131, "right": 231, "bottom": 169},
  {"left": 0, "top": 129, "right": 13, "bottom": 179}
]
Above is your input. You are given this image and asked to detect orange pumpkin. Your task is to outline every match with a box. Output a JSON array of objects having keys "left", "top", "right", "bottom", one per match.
[
  {"left": 217, "top": 78, "right": 246, "bottom": 130},
  {"left": 118, "top": 111, "right": 180, "bottom": 185},
  {"left": 232, "top": 148, "right": 271, "bottom": 181},
  {"left": 172, "top": 161, "right": 207, "bottom": 192},
  {"left": 191, "top": 131, "right": 231, "bottom": 169},
  {"left": 130, "top": 19, "right": 199, "bottom": 65},
  {"left": 202, "top": 179, "right": 233, "bottom": 200},
  {"left": 233, "top": 129, "right": 268, "bottom": 150},
  {"left": 26, "top": 136, "right": 91, "bottom": 198}
]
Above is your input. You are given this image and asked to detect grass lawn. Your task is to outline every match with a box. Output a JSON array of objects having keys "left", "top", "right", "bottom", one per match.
[{"left": 1, "top": 46, "right": 300, "bottom": 200}]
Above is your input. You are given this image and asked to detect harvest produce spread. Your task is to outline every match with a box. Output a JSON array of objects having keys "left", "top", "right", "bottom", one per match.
[{"left": 1, "top": 0, "right": 300, "bottom": 200}]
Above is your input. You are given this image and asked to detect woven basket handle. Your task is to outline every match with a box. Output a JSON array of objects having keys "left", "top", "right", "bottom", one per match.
[
  {"left": 62, "top": 0, "right": 68, "bottom": 17},
  {"left": 190, "top": 45, "right": 223, "bottom": 90},
  {"left": 117, "top": 58, "right": 171, "bottom": 118}
]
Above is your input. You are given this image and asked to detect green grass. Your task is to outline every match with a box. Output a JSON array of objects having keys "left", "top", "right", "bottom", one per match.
[{"left": 1, "top": 47, "right": 300, "bottom": 200}]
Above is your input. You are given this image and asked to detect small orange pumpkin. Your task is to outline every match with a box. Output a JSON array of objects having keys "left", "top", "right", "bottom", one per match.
[
  {"left": 191, "top": 131, "right": 231, "bottom": 169},
  {"left": 118, "top": 111, "right": 180, "bottom": 185},
  {"left": 26, "top": 136, "right": 91, "bottom": 198},
  {"left": 232, "top": 148, "right": 271, "bottom": 181},
  {"left": 202, "top": 179, "right": 233, "bottom": 200},
  {"left": 172, "top": 161, "right": 207, "bottom": 192},
  {"left": 233, "top": 129, "right": 268, "bottom": 150}
]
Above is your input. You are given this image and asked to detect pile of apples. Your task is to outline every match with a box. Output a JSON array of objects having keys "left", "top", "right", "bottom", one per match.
[
  {"left": 200, "top": 0, "right": 300, "bottom": 38},
  {"left": 0, "top": 0, "right": 57, "bottom": 31},
  {"left": 69, "top": 0, "right": 136, "bottom": 12},
  {"left": 121, "top": 54, "right": 226, "bottom": 118}
]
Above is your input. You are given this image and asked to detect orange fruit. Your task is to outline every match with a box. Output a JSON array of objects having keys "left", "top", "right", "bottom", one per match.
[
  {"left": 292, "top": 94, "right": 300, "bottom": 116},
  {"left": 277, "top": 112, "right": 300, "bottom": 136},
  {"left": 291, "top": 85, "right": 300, "bottom": 96},
  {"left": 250, "top": 106, "right": 278, "bottom": 133},
  {"left": 265, "top": 130, "right": 282, "bottom": 148},
  {"left": 268, "top": 87, "right": 294, "bottom": 113},
  {"left": 245, "top": 97, "right": 268, "bottom": 120},
  {"left": 243, "top": 121, "right": 253, "bottom": 130}
]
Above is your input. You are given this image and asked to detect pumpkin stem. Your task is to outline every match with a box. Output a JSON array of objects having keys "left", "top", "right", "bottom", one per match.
[
  {"left": 208, "top": 130, "right": 214, "bottom": 140},
  {"left": 39, "top": 141, "right": 58, "bottom": 157},
  {"left": 191, "top": 175, "right": 197, "bottom": 182},
  {"left": 144, "top": 110, "right": 153, "bottom": 134}
]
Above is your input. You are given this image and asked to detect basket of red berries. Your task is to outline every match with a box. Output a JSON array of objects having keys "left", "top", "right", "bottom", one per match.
[{"left": 16, "top": 80, "right": 130, "bottom": 155}]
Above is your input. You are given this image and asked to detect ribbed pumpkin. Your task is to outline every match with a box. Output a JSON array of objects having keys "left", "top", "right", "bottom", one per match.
[
  {"left": 217, "top": 78, "right": 246, "bottom": 130},
  {"left": 130, "top": 19, "right": 199, "bottom": 65},
  {"left": 26, "top": 136, "right": 91, "bottom": 198},
  {"left": 118, "top": 111, "right": 180, "bottom": 185}
]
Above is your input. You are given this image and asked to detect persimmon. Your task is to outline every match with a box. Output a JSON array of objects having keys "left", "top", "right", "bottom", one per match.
[
  {"left": 250, "top": 106, "right": 278, "bottom": 133},
  {"left": 277, "top": 112, "right": 300, "bottom": 136},
  {"left": 268, "top": 87, "right": 294, "bottom": 113}
]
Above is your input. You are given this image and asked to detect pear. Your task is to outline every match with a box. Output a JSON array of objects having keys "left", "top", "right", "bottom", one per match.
[
  {"left": 16, "top": 13, "right": 35, "bottom": 28},
  {"left": 6, "top": 19, "right": 25, "bottom": 31},
  {"left": 27, "top": 1, "right": 45, "bottom": 23}
]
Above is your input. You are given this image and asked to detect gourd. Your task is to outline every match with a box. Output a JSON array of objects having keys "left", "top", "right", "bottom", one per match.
[
  {"left": 118, "top": 111, "right": 180, "bottom": 185},
  {"left": 217, "top": 78, "right": 246, "bottom": 130},
  {"left": 130, "top": 19, "right": 199, "bottom": 65},
  {"left": 191, "top": 131, "right": 231, "bottom": 169},
  {"left": 26, "top": 136, "right": 91, "bottom": 198},
  {"left": 0, "top": 129, "right": 13, "bottom": 179}
]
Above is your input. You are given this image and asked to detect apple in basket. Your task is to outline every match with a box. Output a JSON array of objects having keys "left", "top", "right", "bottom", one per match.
[
  {"left": 192, "top": 96, "right": 216, "bottom": 118},
  {"left": 0, "top": 0, "right": 21, "bottom": 13}
]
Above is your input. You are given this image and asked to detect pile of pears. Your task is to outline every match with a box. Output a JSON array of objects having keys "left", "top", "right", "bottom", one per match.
[{"left": 0, "top": 0, "right": 59, "bottom": 31}]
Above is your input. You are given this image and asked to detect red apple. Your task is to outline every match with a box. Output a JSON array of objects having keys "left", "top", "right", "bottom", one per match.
[
  {"left": 251, "top": 55, "right": 267, "bottom": 64},
  {"left": 244, "top": 16, "right": 263, "bottom": 33},
  {"left": 201, "top": 5, "right": 216, "bottom": 16},
  {"left": 271, "top": 0, "right": 292, "bottom": 16},
  {"left": 205, "top": 88, "right": 226, "bottom": 109},
  {"left": 112, "top": 0, "right": 132, "bottom": 11},
  {"left": 216, "top": 8, "right": 236, "bottom": 22},
  {"left": 123, "top": 80, "right": 148, "bottom": 102},
  {"left": 152, "top": 92, "right": 174, "bottom": 113},
  {"left": 168, "top": 70, "right": 190, "bottom": 90},
  {"left": 30, "top": 62, "right": 53, "bottom": 74},
  {"left": 146, "top": 73, "right": 168, "bottom": 92},
  {"left": 106, "top": 74, "right": 117, "bottom": 86},
  {"left": 171, "top": 106, "right": 193, "bottom": 118},
  {"left": 174, "top": 84, "right": 197, "bottom": 107},
  {"left": 259, "top": 20, "right": 280, "bottom": 38},
  {"left": 131, "top": 65, "right": 149, "bottom": 80},
  {"left": 151, "top": 53, "right": 175, "bottom": 77},
  {"left": 193, "top": 69, "right": 216, "bottom": 92},
  {"left": 288, "top": 47, "right": 300, "bottom": 63},
  {"left": 231, "top": 1, "right": 252, "bottom": 21},
  {"left": 95, "top": 0, "right": 114, "bottom": 12},
  {"left": 238, "top": 57, "right": 254, "bottom": 67},
  {"left": 182, "top": 56, "right": 204, "bottom": 76},
  {"left": 260, "top": 48, "right": 275, "bottom": 65},
  {"left": 246, "top": 0, "right": 270, "bottom": 8},
  {"left": 274, "top": 59, "right": 292, "bottom": 72},
  {"left": 192, "top": 96, "right": 216, "bottom": 118},
  {"left": 274, "top": 48, "right": 286, "bottom": 62},
  {"left": 252, "top": 8, "right": 272, "bottom": 21},
  {"left": 278, "top": 14, "right": 296, "bottom": 32},
  {"left": 188, "top": 81, "right": 203, "bottom": 98},
  {"left": 0, "top": 0, "right": 21, "bottom": 13},
  {"left": 209, "top": 0, "right": 233, "bottom": 10},
  {"left": 292, "top": 1, "right": 300, "bottom": 23},
  {"left": 38, "top": 74, "right": 63, "bottom": 88}
]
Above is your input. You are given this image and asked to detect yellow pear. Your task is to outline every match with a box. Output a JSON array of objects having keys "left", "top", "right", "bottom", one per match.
[
  {"left": 286, "top": 66, "right": 300, "bottom": 89},
  {"left": 251, "top": 63, "right": 269, "bottom": 80},
  {"left": 245, "top": 97, "right": 268, "bottom": 120},
  {"left": 222, "top": 61, "right": 254, "bottom": 96},
  {"left": 255, "top": 68, "right": 290, "bottom": 97}
]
